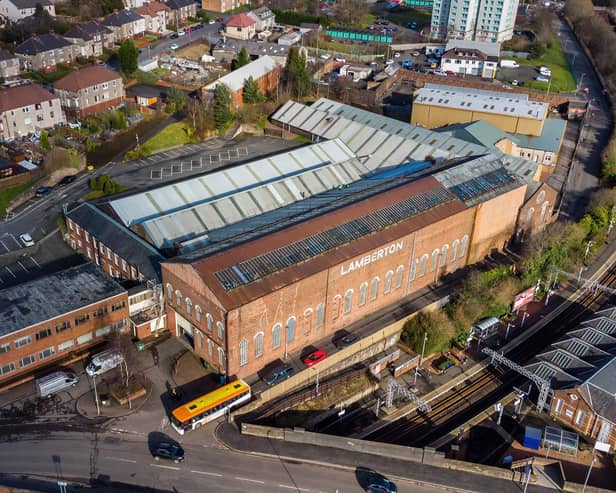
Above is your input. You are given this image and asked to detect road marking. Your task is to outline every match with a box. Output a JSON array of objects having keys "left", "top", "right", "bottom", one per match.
[
  {"left": 191, "top": 470, "right": 222, "bottom": 477},
  {"left": 29, "top": 256, "right": 40, "bottom": 268},
  {"left": 150, "top": 464, "right": 180, "bottom": 470},
  {"left": 17, "top": 261, "right": 28, "bottom": 272},
  {"left": 4, "top": 266, "right": 15, "bottom": 278},
  {"left": 104, "top": 456, "right": 137, "bottom": 463},
  {"left": 279, "top": 486, "right": 309, "bottom": 491},
  {"left": 0, "top": 240, "right": 8, "bottom": 252},
  {"left": 235, "top": 477, "right": 264, "bottom": 484}
]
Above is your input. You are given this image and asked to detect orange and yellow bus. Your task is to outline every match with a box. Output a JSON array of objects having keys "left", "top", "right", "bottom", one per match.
[{"left": 170, "top": 379, "right": 251, "bottom": 435}]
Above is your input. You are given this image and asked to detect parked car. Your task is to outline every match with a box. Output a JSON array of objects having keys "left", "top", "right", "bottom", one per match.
[
  {"left": 445, "top": 70, "right": 456, "bottom": 76},
  {"left": 319, "top": 53, "right": 331, "bottom": 60},
  {"left": 262, "top": 364, "right": 295, "bottom": 386},
  {"left": 177, "top": 30, "right": 186, "bottom": 36},
  {"left": 67, "top": 121, "right": 81, "bottom": 129},
  {"left": 385, "top": 59, "right": 394, "bottom": 65},
  {"left": 35, "top": 186, "right": 53, "bottom": 197},
  {"left": 170, "top": 33, "right": 179, "bottom": 39},
  {"left": 216, "top": 16, "right": 224, "bottom": 21},
  {"left": 170, "top": 43, "right": 179, "bottom": 50},
  {"left": 433, "top": 69, "right": 447, "bottom": 76},
  {"left": 307, "top": 56, "right": 316, "bottom": 63},
  {"left": 58, "top": 175, "right": 76, "bottom": 186},
  {"left": 394, "top": 52, "right": 401, "bottom": 58},
  {"left": 36, "top": 371, "right": 79, "bottom": 398},
  {"left": 303, "top": 349, "right": 328, "bottom": 367},
  {"left": 193, "top": 24, "right": 204, "bottom": 30},
  {"left": 511, "top": 79, "right": 519, "bottom": 86},
  {"left": 19, "top": 233, "right": 34, "bottom": 247},
  {"left": 208, "top": 18, "right": 216, "bottom": 24},
  {"left": 333, "top": 332, "right": 359, "bottom": 349},
  {"left": 536, "top": 75, "right": 550, "bottom": 82},
  {"left": 412, "top": 51, "right": 420, "bottom": 56},
  {"left": 334, "top": 57, "right": 346, "bottom": 63},
  {"left": 153, "top": 442, "right": 184, "bottom": 463}
]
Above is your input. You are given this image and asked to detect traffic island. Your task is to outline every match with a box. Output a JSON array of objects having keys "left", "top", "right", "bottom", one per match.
[{"left": 76, "top": 375, "right": 153, "bottom": 419}]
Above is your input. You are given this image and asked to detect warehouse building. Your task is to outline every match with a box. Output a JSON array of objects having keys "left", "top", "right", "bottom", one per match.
[
  {"left": 159, "top": 138, "right": 527, "bottom": 378},
  {"left": 411, "top": 84, "right": 549, "bottom": 136},
  {"left": 0, "top": 263, "right": 129, "bottom": 385}
]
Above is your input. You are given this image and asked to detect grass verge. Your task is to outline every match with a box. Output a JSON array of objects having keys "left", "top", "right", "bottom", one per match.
[
  {"left": 384, "top": 8, "right": 432, "bottom": 28},
  {"left": 141, "top": 121, "right": 199, "bottom": 155},
  {"left": 0, "top": 179, "right": 38, "bottom": 216},
  {"left": 514, "top": 35, "right": 576, "bottom": 93}
]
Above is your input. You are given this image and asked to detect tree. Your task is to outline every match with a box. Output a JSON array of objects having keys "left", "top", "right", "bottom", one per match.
[
  {"left": 213, "top": 83, "right": 233, "bottom": 131},
  {"left": 334, "top": 0, "right": 367, "bottom": 26},
  {"left": 118, "top": 40, "right": 138, "bottom": 74},
  {"left": 166, "top": 86, "right": 186, "bottom": 114},
  {"left": 231, "top": 46, "right": 250, "bottom": 70},
  {"left": 284, "top": 47, "right": 311, "bottom": 99},
  {"left": 187, "top": 97, "right": 214, "bottom": 136},
  {"left": 39, "top": 129, "right": 50, "bottom": 152},
  {"left": 34, "top": 2, "right": 45, "bottom": 18},
  {"left": 243, "top": 76, "right": 263, "bottom": 104}
]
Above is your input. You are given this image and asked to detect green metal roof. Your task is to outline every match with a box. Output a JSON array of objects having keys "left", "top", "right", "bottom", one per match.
[{"left": 511, "top": 119, "right": 567, "bottom": 153}]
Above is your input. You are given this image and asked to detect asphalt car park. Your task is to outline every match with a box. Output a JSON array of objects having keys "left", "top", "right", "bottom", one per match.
[
  {"left": 497, "top": 64, "right": 543, "bottom": 86},
  {"left": 0, "top": 233, "right": 22, "bottom": 254}
]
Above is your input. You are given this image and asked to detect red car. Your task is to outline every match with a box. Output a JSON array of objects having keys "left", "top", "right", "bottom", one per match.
[
  {"left": 303, "top": 349, "right": 328, "bottom": 367},
  {"left": 445, "top": 70, "right": 456, "bottom": 76}
]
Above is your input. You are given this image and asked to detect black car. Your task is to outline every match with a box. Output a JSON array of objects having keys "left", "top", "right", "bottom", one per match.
[
  {"left": 170, "top": 33, "right": 179, "bottom": 39},
  {"left": 35, "top": 186, "right": 53, "bottom": 196},
  {"left": 262, "top": 364, "right": 295, "bottom": 386},
  {"left": 153, "top": 442, "right": 184, "bottom": 462},
  {"left": 334, "top": 332, "right": 359, "bottom": 349},
  {"left": 194, "top": 23, "right": 204, "bottom": 29},
  {"left": 58, "top": 175, "right": 76, "bottom": 186},
  {"left": 367, "top": 475, "right": 397, "bottom": 493}
]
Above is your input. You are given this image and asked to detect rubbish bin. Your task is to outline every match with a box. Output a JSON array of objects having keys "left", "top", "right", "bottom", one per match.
[{"left": 134, "top": 341, "right": 145, "bottom": 352}]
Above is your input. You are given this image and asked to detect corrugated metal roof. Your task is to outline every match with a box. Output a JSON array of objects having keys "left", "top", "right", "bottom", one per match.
[{"left": 165, "top": 176, "right": 468, "bottom": 309}]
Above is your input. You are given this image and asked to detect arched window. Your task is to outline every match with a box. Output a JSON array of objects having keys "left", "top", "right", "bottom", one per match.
[
  {"left": 440, "top": 244, "right": 449, "bottom": 267},
  {"left": 196, "top": 329, "right": 203, "bottom": 349},
  {"left": 540, "top": 201, "right": 549, "bottom": 223},
  {"left": 460, "top": 235, "right": 469, "bottom": 258},
  {"left": 370, "top": 277, "right": 379, "bottom": 301},
  {"left": 206, "top": 313, "right": 213, "bottom": 333},
  {"left": 239, "top": 339, "right": 248, "bottom": 366},
  {"left": 286, "top": 317, "right": 296, "bottom": 343},
  {"left": 384, "top": 270, "right": 393, "bottom": 294},
  {"left": 409, "top": 259, "right": 417, "bottom": 282},
  {"left": 195, "top": 305, "right": 202, "bottom": 323},
  {"left": 526, "top": 207, "right": 535, "bottom": 227},
  {"left": 207, "top": 339, "right": 214, "bottom": 357},
  {"left": 419, "top": 254, "right": 428, "bottom": 277},
  {"left": 217, "top": 321, "right": 224, "bottom": 340},
  {"left": 430, "top": 249, "right": 440, "bottom": 272},
  {"left": 166, "top": 283, "right": 173, "bottom": 303},
  {"left": 254, "top": 332, "right": 264, "bottom": 358},
  {"left": 185, "top": 297, "right": 192, "bottom": 316},
  {"left": 218, "top": 347, "right": 225, "bottom": 367},
  {"left": 359, "top": 282, "right": 368, "bottom": 306},
  {"left": 316, "top": 303, "right": 325, "bottom": 329},
  {"left": 451, "top": 240, "right": 459, "bottom": 261},
  {"left": 272, "top": 323, "right": 282, "bottom": 349},
  {"left": 303, "top": 308, "right": 313, "bottom": 335},
  {"left": 344, "top": 289, "right": 353, "bottom": 314},
  {"left": 175, "top": 290, "right": 182, "bottom": 307},
  {"left": 395, "top": 265, "right": 404, "bottom": 289},
  {"left": 332, "top": 295, "right": 341, "bottom": 320}
]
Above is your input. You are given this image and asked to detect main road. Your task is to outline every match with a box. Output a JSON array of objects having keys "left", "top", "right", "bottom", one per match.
[{"left": 0, "top": 430, "right": 443, "bottom": 493}]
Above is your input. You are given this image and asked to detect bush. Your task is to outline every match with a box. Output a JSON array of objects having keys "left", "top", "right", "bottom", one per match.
[
  {"left": 400, "top": 311, "right": 455, "bottom": 355},
  {"left": 528, "top": 42, "right": 546, "bottom": 59}
]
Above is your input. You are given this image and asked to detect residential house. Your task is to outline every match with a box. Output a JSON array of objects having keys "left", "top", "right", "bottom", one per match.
[
  {"left": 247, "top": 7, "right": 275, "bottom": 32},
  {"left": 202, "top": 55, "right": 280, "bottom": 109},
  {"left": 201, "top": 0, "right": 249, "bottom": 13},
  {"left": 524, "top": 306, "right": 616, "bottom": 449},
  {"left": 127, "top": 84, "right": 160, "bottom": 112},
  {"left": 224, "top": 12, "right": 256, "bottom": 40},
  {"left": 0, "top": 263, "right": 130, "bottom": 386},
  {"left": 102, "top": 9, "right": 146, "bottom": 42},
  {"left": 54, "top": 66, "right": 125, "bottom": 117},
  {"left": 64, "top": 21, "right": 116, "bottom": 58},
  {"left": 165, "top": 0, "right": 196, "bottom": 26},
  {"left": 0, "top": 0, "right": 55, "bottom": 22},
  {"left": 0, "top": 157, "right": 20, "bottom": 178},
  {"left": 0, "top": 83, "right": 65, "bottom": 141},
  {"left": 15, "top": 34, "right": 78, "bottom": 72},
  {"left": 136, "top": 1, "right": 170, "bottom": 35},
  {"left": 0, "top": 48, "right": 19, "bottom": 79},
  {"left": 440, "top": 40, "right": 500, "bottom": 78},
  {"left": 124, "top": 0, "right": 147, "bottom": 8},
  {"left": 339, "top": 64, "right": 372, "bottom": 82}
]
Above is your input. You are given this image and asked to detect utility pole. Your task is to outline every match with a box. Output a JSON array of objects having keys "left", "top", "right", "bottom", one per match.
[
  {"left": 584, "top": 240, "right": 593, "bottom": 263},
  {"left": 521, "top": 311, "right": 529, "bottom": 328},
  {"left": 582, "top": 455, "right": 597, "bottom": 493},
  {"left": 92, "top": 375, "right": 100, "bottom": 416},
  {"left": 505, "top": 322, "right": 515, "bottom": 340},
  {"left": 413, "top": 332, "right": 428, "bottom": 387}
]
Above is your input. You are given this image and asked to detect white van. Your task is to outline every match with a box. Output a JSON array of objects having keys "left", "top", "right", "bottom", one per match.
[
  {"left": 500, "top": 60, "right": 519, "bottom": 68},
  {"left": 86, "top": 350, "right": 124, "bottom": 376},
  {"left": 36, "top": 371, "right": 79, "bottom": 398}
]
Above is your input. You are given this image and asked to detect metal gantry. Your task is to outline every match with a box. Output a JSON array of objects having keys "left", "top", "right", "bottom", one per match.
[
  {"left": 385, "top": 379, "right": 432, "bottom": 413},
  {"left": 482, "top": 347, "right": 551, "bottom": 412},
  {"left": 549, "top": 268, "right": 616, "bottom": 296}
]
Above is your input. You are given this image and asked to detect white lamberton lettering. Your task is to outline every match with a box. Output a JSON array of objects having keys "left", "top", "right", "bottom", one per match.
[{"left": 340, "top": 241, "right": 404, "bottom": 276}]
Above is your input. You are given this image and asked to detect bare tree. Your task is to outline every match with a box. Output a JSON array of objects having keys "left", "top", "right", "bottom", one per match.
[
  {"left": 335, "top": 0, "right": 368, "bottom": 26},
  {"left": 109, "top": 329, "right": 140, "bottom": 409}
]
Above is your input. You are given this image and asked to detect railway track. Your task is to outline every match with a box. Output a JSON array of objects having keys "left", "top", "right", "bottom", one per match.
[{"left": 366, "top": 260, "right": 616, "bottom": 447}]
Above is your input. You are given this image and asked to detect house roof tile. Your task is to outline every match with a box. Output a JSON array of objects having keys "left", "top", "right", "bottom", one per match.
[
  {"left": 15, "top": 33, "right": 72, "bottom": 55},
  {"left": 0, "top": 83, "right": 56, "bottom": 113},
  {"left": 54, "top": 65, "right": 122, "bottom": 92},
  {"left": 226, "top": 12, "right": 256, "bottom": 28}
]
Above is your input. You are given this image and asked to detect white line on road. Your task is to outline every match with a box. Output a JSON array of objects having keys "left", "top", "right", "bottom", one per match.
[
  {"left": 0, "top": 240, "right": 8, "bottom": 252},
  {"left": 235, "top": 477, "right": 264, "bottom": 484},
  {"left": 279, "top": 486, "right": 309, "bottom": 491},
  {"left": 17, "top": 261, "right": 28, "bottom": 272},
  {"left": 4, "top": 266, "right": 15, "bottom": 278},
  {"left": 104, "top": 456, "right": 137, "bottom": 463},
  {"left": 29, "top": 256, "right": 41, "bottom": 268},
  {"left": 191, "top": 470, "right": 223, "bottom": 477},
  {"left": 150, "top": 464, "right": 180, "bottom": 470}
]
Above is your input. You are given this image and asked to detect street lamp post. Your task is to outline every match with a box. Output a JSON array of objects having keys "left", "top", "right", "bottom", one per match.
[
  {"left": 413, "top": 332, "right": 428, "bottom": 387},
  {"left": 505, "top": 322, "right": 515, "bottom": 340},
  {"left": 582, "top": 455, "right": 597, "bottom": 493},
  {"left": 92, "top": 375, "right": 100, "bottom": 416},
  {"left": 521, "top": 311, "right": 529, "bottom": 328}
]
